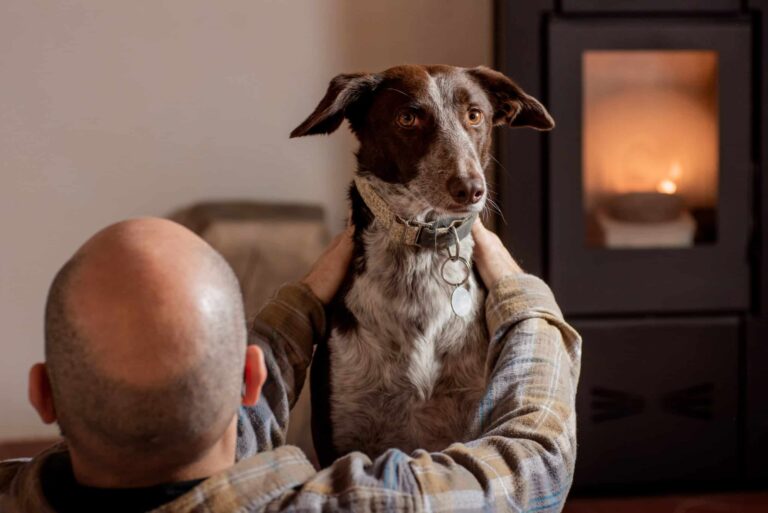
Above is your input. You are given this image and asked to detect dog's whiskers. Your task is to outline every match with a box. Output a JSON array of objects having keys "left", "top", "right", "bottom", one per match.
[
  {"left": 481, "top": 187, "right": 507, "bottom": 225},
  {"left": 489, "top": 154, "right": 510, "bottom": 177}
]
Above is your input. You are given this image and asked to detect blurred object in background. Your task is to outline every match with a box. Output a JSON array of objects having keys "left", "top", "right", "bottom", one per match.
[
  {"left": 171, "top": 202, "right": 328, "bottom": 319},
  {"left": 172, "top": 201, "right": 328, "bottom": 464}
]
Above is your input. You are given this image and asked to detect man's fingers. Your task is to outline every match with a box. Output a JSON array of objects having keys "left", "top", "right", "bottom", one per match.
[
  {"left": 471, "top": 218, "right": 485, "bottom": 237},
  {"left": 472, "top": 218, "right": 495, "bottom": 255},
  {"left": 334, "top": 225, "right": 354, "bottom": 251},
  {"left": 327, "top": 225, "right": 352, "bottom": 252},
  {"left": 471, "top": 217, "right": 522, "bottom": 284},
  {"left": 302, "top": 225, "right": 355, "bottom": 304}
]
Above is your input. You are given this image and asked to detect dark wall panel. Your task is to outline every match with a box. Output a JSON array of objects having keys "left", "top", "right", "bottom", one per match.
[{"left": 495, "top": 0, "right": 555, "bottom": 276}]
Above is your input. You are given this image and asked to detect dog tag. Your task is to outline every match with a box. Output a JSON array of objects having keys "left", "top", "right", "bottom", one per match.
[{"left": 451, "top": 286, "right": 472, "bottom": 317}]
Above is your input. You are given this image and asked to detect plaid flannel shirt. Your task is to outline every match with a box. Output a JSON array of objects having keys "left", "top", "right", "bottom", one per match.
[{"left": 0, "top": 273, "right": 581, "bottom": 512}]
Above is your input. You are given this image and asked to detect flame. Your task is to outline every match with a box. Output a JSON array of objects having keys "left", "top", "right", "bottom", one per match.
[
  {"left": 657, "top": 161, "right": 682, "bottom": 194},
  {"left": 657, "top": 179, "right": 678, "bottom": 194}
]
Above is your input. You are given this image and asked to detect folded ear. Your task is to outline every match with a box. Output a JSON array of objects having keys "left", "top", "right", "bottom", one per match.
[
  {"left": 290, "top": 73, "right": 381, "bottom": 138},
  {"left": 467, "top": 66, "right": 555, "bottom": 131}
]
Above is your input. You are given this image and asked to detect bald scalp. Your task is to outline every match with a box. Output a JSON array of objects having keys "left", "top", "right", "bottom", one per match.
[{"left": 44, "top": 220, "right": 247, "bottom": 467}]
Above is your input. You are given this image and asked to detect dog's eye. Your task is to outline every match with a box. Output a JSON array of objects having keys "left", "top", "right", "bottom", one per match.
[
  {"left": 396, "top": 110, "right": 418, "bottom": 128},
  {"left": 466, "top": 109, "right": 484, "bottom": 126}
]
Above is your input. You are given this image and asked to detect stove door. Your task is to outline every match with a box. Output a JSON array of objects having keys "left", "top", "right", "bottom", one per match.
[
  {"left": 547, "top": 17, "right": 751, "bottom": 315},
  {"left": 572, "top": 317, "right": 740, "bottom": 489}
]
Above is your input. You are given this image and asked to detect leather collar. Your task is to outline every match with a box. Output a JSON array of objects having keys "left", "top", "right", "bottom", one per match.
[{"left": 354, "top": 177, "right": 477, "bottom": 249}]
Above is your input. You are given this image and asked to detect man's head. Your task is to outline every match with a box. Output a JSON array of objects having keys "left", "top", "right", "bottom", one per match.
[
  {"left": 291, "top": 65, "right": 554, "bottom": 220},
  {"left": 29, "top": 218, "right": 265, "bottom": 486}
]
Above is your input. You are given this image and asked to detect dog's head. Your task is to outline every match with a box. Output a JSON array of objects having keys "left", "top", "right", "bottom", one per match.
[{"left": 291, "top": 65, "right": 554, "bottom": 219}]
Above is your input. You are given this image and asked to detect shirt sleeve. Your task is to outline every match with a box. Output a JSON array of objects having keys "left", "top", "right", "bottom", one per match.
[
  {"left": 236, "top": 282, "right": 326, "bottom": 459},
  {"left": 277, "top": 273, "right": 581, "bottom": 513}
]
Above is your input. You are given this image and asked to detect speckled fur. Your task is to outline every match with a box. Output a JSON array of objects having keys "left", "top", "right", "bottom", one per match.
[{"left": 329, "top": 179, "right": 489, "bottom": 457}]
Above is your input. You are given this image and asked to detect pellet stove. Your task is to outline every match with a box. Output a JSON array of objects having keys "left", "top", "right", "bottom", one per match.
[{"left": 495, "top": 0, "right": 768, "bottom": 492}]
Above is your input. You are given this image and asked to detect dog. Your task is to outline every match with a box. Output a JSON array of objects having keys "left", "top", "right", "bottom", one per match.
[{"left": 291, "top": 65, "right": 554, "bottom": 466}]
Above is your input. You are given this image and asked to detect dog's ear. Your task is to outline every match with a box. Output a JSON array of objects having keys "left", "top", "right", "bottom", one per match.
[
  {"left": 467, "top": 66, "right": 555, "bottom": 131},
  {"left": 290, "top": 73, "right": 381, "bottom": 138}
]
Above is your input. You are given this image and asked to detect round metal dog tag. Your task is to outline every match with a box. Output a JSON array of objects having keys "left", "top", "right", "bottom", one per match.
[{"left": 451, "top": 286, "right": 472, "bottom": 317}]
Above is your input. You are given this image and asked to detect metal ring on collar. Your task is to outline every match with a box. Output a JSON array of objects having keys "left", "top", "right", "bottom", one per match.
[
  {"left": 450, "top": 225, "right": 461, "bottom": 251},
  {"left": 440, "top": 256, "right": 471, "bottom": 287},
  {"left": 446, "top": 240, "right": 459, "bottom": 261}
]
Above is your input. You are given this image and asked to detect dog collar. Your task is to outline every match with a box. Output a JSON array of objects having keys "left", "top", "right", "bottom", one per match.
[{"left": 354, "top": 177, "right": 477, "bottom": 249}]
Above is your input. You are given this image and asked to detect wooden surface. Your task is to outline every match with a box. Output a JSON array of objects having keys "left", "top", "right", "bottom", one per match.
[{"left": 564, "top": 492, "right": 768, "bottom": 513}]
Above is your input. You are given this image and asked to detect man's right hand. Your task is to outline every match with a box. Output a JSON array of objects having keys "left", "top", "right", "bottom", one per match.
[
  {"left": 472, "top": 219, "right": 523, "bottom": 288},
  {"left": 301, "top": 226, "right": 354, "bottom": 304}
]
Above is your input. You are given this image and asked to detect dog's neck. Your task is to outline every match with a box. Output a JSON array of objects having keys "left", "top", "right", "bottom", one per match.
[
  {"left": 354, "top": 175, "right": 434, "bottom": 224},
  {"left": 352, "top": 176, "right": 476, "bottom": 251},
  {"left": 349, "top": 176, "right": 477, "bottom": 297}
]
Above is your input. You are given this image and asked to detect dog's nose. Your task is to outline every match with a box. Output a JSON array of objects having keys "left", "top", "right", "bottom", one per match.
[{"left": 448, "top": 176, "right": 485, "bottom": 205}]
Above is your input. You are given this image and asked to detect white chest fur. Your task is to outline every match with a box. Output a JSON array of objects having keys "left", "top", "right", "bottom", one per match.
[{"left": 328, "top": 226, "right": 489, "bottom": 457}]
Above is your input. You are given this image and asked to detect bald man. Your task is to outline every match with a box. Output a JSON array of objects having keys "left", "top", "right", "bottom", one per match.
[{"left": 0, "top": 218, "right": 581, "bottom": 513}]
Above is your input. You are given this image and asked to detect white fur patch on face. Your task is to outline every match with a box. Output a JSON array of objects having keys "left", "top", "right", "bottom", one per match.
[{"left": 402, "top": 73, "right": 488, "bottom": 217}]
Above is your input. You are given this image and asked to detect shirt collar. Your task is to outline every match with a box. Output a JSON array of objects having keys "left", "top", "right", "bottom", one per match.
[{"left": 1, "top": 443, "right": 315, "bottom": 513}]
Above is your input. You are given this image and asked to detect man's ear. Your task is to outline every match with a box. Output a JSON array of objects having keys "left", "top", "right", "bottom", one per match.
[
  {"left": 290, "top": 72, "right": 381, "bottom": 137},
  {"left": 467, "top": 66, "right": 555, "bottom": 131},
  {"left": 29, "top": 363, "right": 57, "bottom": 424},
  {"left": 242, "top": 345, "right": 266, "bottom": 407}
]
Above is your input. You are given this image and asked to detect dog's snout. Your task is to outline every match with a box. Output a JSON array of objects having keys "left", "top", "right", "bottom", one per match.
[{"left": 447, "top": 176, "right": 485, "bottom": 206}]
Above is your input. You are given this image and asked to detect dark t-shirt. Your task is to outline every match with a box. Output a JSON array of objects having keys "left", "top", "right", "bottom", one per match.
[{"left": 40, "top": 452, "right": 204, "bottom": 513}]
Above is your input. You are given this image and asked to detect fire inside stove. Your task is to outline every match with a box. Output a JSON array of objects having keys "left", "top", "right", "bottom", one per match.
[{"left": 582, "top": 50, "right": 719, "bottom": 248}]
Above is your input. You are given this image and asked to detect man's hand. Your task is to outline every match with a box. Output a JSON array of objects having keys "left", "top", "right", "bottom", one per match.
[
  {"left": 302, "top": 226, "right": 354, "bottom": 304},
  {"left": 472, "top": 219, "right": 523, "bottom": 288}
]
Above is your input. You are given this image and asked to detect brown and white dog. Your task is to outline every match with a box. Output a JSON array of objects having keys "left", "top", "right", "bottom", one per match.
[{"left": 291, "top": 65, "right": 554, "bottom": 466}]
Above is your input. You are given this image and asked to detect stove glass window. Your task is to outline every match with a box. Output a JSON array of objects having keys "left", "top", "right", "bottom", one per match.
[{"left": 582, "top": 51, "right": 719, "bottom": 248}]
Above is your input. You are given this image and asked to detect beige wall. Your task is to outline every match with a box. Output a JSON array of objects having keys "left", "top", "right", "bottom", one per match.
[{"left": 0, "top": 0, "right": 491, "bottom": 439}]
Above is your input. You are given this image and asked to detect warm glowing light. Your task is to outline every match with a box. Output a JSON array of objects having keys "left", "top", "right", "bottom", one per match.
[
  {"left": 583, "top": 51, "right": 718, "bottom": 210},
  {"left": 657, "top": 161, "right": 682, "bottom": 194},
  {"left": 657, "top": 179, "right": 678, "bottom": 195}
]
